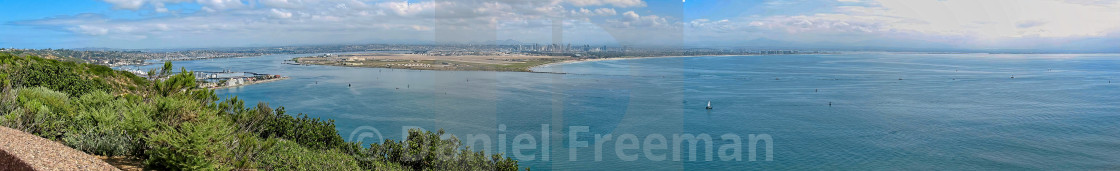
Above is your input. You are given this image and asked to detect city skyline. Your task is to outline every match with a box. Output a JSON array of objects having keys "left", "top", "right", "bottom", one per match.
[{"left": 3, "top": 0, "right": 1120, "bottom": 52}]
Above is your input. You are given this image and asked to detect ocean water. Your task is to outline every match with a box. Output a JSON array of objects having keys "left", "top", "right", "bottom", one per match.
[{"left": 138, "top": 53, "right": 1120, "bottom": 170}]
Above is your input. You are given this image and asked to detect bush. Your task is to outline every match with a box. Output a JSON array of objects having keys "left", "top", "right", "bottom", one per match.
[
  {"left": 64, "top": 91, "right": 153, "bottom": 157},
  {"left": 11, "top": 56, "right": 111, "bottom": 96},
  {"left": 6, "top": 87, "right": 75, "bottom": 139},
  {"left": 259, "top": 106, "right": 347, "bottom": 150},
  {"left": 226, "top": 101, "right": 348, "bottom": 151},
  {"left": 252, "top": 138, "right": 364, "bottom": 170},
  {"left": 365, "top": 129, "right": 519, "bottom": 171},
  {"left": 88, "top": 64, "right": 115, "bottom": 77},
  {"left": 145, "top": 114, "right": 234, "bottom": 170},
  {"left": 63, "top": 127, "right": 137, "bottom": 157}
]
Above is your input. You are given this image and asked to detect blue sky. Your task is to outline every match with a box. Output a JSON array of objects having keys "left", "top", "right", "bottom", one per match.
[{"left": 3, "top": 0, "right": 1120, "bottom": 52}]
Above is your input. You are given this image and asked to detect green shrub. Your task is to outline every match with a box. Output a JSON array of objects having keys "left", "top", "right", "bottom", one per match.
[
  {"left": 259, "top": 105, "right": 347, "bottom": 150},
  {"left": 88, "top": 64, "right": 115, "bottom": 77},
  {"left": 153, "top": 68, "right": 196, "bottom": 97},
  {"left": 9, "top": 87, "right": 74, "bottom": 139},
  {"left": 252, "top": 138, "right": 364, "bottom": 171},
  {"left": 11, "top": 57, "right": 111, "bottom": 96},
  {"left": 64, "top": 91, "right": 152, "bottom": 157},
  {"left": 365, "top": 129, "right": 519, "bottom": 171},
  {"left": 63, "top": 126, "right": 136, "bottom": 157},
  {"left": 145, "top": 114, "right": 234, "bottom": 170},
  {"left": 225, "top": 101, "right": 348, "bottom": 151}
]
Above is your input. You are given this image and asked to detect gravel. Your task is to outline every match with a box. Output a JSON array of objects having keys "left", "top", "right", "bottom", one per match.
[{"left": 0, "top": 126, "right": 119, "bottom": 171}]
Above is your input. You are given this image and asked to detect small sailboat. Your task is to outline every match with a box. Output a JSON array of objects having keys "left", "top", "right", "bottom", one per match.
[{"left": 706, "top": 101, "right": 713, "bottom": 110}]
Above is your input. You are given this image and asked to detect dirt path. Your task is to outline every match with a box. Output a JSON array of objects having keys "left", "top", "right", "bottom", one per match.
[{"left": 0, "top": 126, "right": 119, "bottom": 171}]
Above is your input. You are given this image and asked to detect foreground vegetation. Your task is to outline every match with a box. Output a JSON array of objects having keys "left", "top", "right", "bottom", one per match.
[{"left": 0, "top": 52, "right": 519, "bottom": 170}]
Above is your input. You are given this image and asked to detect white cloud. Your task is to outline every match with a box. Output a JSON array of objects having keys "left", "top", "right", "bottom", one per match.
[
  {"left": 569, "top": 8, "right": 617, "bottom": 17},
  {"left": 608, "top": 11, "right": 670, "bottom": 28},
  {"left": 99, "top": 0, "right": 248, "bottom": 12},
  {"left": 772, "top": 0, "right": 1120, "bottom": 38},
  {"left": 11, "top": 0, "right": 675, "bottom": 48},
  {"left": 21, "top": 0, "right": 1119, "bottom": 51},
  {"left": 685, "top": 0, "right": 1120, "bottom": 50},
  {"left": 102, "top": 0, "right": 150, "bottom": 10},
  {"left": 563, "top": 0, "right": 646, "bottom": 8},
  {"left": 268, "top": 8, "right": 292, "bottom": 19},
  {"left": 72, "top": 25, "right": 110, "bottom": 36},
  {"left": 258, "top": 0, "right": 303, "bottom": 9}
]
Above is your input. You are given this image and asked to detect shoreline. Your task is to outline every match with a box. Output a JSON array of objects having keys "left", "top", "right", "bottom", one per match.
[
  {"left": 207, "top": 77, "right": 290, "bottom": 90},
  {"left": 529, "top": 55, "right": 749, "bottom": 72},
  {"left": 288, "top": 53, "right": 776, "bottom": 73}
]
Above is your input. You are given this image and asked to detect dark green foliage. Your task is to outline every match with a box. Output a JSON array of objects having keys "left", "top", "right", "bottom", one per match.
[
  {"left": 145, "top": 110, "right": 234, "bottom": 170},
  {"left": 88, "top": 64, "right": 115, "bottom": 76},
  {"left": 263, "top": 106, "right": 346, "bottom": 150},
  {"left": 153, "top": 68, "right": 197, "bottom": 97},
  {"left": 224, "top": 101, "right": 348, "bottom": 151},
  {"left": 67, "top": 91, "right": 154, "bottom": 157},
  {"left": 10, "top": 56, "right": 112, "bottom": 96},
  {"left": 251, "top": 138, "right": 364, "bottom": 170},
  {"left": 362, "top": 129, "right": 519, "bottom": 171}
]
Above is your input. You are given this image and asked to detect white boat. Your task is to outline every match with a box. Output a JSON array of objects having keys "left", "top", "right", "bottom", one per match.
[{"left": 706, "top": 101, "right": 713, "bottom": 110}]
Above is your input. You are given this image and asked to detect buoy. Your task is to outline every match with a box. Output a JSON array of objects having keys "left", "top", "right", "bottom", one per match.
[
  {"left": 829, "top": 102, "right": 832, "bottom": 107},
  {"left": 348, "top": 84, "right": 351, "bottom": 87}
]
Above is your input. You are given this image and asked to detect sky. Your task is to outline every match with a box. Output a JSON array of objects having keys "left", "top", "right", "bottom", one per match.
[{"left": 2, "top": 0, "right": 1120, "bottom": 52}]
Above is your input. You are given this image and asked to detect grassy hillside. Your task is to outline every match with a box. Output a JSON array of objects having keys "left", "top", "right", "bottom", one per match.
[{"left": 0, "top": 52, "right": 519, "bottom": 170}]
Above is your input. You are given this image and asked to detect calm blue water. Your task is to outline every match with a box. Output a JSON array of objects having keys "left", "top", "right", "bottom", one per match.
[{"left": 140, "top": 53, "right": 1120, "bottom": 170}]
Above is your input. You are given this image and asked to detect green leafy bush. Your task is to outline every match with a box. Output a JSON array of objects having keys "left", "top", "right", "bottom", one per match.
[
  {"left": 253, "top": 138, "right": 364, "bottom": 170},
  {"left": 7, "top": 87, "right": 75, "bottom": 139},
  {"left": 145, "top": 114, "right": 234, "bottom": 170},
  {"left": 88, "top": 64, "right": 115, "bottom": 77},
  {"left": 364, "top": 129, "right": 519, "bottom": 171},
  {"left": 63, "top": 126, "right": 136, "bottom": 157},
  {"left": 11, "top": 56, "right": 111, "bottom": 96}
]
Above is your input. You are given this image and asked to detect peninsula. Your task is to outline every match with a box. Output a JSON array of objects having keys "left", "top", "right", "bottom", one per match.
[
  {"left": 294, "top": 53, "right": 565, "bottom": 72},
  {"left": 289, "top": 44, "right": 823, "bottom": 72}
]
